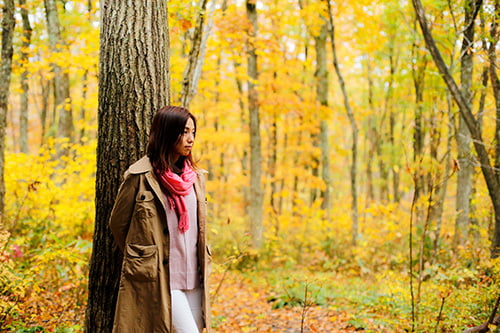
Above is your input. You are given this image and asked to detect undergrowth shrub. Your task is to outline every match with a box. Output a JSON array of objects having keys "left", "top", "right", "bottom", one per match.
[
  {"left": 0, "top": 139, "right": 95, "bottom": 330},
  {"left": 267, "top": 277, "right": 329, "bottom": 309}
]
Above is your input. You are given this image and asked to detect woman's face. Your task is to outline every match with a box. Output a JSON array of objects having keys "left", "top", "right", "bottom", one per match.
[{"left": 174, "top": 117, "right": 195, "bottom": 160}]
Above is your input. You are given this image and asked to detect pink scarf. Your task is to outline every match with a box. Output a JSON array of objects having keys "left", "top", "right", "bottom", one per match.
[{"left": 157, "top": 162, "right": 197, "bottom": 233}]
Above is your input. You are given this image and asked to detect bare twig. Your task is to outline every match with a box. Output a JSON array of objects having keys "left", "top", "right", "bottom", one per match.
[
  {"left": 434, "top": 296, "right": 447, "bottom": 333},
  {"left": 409, "top": 170, "right": 419, "bottom": 332}
]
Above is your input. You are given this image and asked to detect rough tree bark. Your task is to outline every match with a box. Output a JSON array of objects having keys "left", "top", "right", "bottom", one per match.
[
  {"left": 19, "top": 0, "right": 32, "bottom": 153},
  {"left": 246, "top": 0, "right": 263, "bottom": 249},
  {"left": 325, "top": 0, "right": 359, "bottom": 244},
  {"left": 412, "top": 0, "right": 500, "bottom": 258},
  {"left": 85, "top": 1, "right": 170, "bottom": 331},
  {"left": 44, "top": 0, "right": 73, "bottom": 140}
]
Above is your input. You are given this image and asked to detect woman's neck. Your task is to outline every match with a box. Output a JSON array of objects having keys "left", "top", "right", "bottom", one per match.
[{"left": 174, "top": 158, "right": 185, "bottom": 174}]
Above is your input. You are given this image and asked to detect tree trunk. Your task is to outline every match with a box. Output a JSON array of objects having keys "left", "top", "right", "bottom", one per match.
[
  {"left": 269, "top": 109, "right": 280, "bottom": 234},
  {"left": 384, "top": 41, "right": 400, "bottom": 202},
  {"left": 44, "top": 0, "right": 73, "bottom": 140},
  {"left": 268, "top": 70, "right": 280, "bottom": 222},
  {"left": 454, "top": 0, "right": 478, "bottom": 249},
  {"left": 488, "top": 1, "right": 500, "bottom": 186},
  {"left": 0, "top": 0, "right": 15, "bottom": 225},
  {"left": 232, "top": 58, "right": 249, "bottom": 212},
  {"left": 85, "top": 1, "right": 170, "bottom": 331},
  {"left": 79, "top": 1, "right": 92, "bottom": 144},
  {"left": 432, "top": 92, "right": 455, "bottom": 258},
  {"left": 39, "top": 75, "right": 51, "bottom": 144},
  {"left": 180, "top": 0, "right": 211, "bottom": 108},
  {"left": 365, "top": 56, "right": 375, "bottom": 202},
  {"left": 489, "top": 0, "right": 500, "bottom": 245},
  {"left": 326, "top": 0, "right": 359, "bottom": 244},
  {"left": 470, "top": 32, "right": 490, "bottom": 243},
  {"left": 19, "top": 0, "right": 32, "bottom": 154},
  {"left": 412, "top": 0, "right": 500, "bottom": 258},
  {"left": 313, "top": 22, "right": 330, "bottom": 211},
  {"left": 411, "top": 33, "right": 428, "bottom": 224},
  {"left": 297, "top": 0, "right": 319, "bottom": 205},
  {"left": 246, "top": 0, "right": 263, "bottom": 250},
  {"left": 80, "top": 70, "right": 89, "bottom": 143}
]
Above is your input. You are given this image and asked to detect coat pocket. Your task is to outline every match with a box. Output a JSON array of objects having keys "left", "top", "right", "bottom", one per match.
[{"left": 124, "top": 243, "right": 158, "bottom": 282}]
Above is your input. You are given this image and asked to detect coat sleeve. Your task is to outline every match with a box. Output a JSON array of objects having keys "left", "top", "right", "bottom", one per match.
[{"left": 109, "top": 173, "right": 139, "bottom": 252}]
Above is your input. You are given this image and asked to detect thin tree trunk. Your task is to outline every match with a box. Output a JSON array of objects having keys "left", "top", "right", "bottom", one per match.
[
  {"left": 79, "top": 1, "right": 92, "bottom": 144},
  {"left": 488, "top": 1, "right": 500, "bottom": 186},
  {"left": 0, "top": 0, "right": 15, "bottom": 224},
  {"left": 268, "top": 71, "right": 279, "bottom": 223},
  {"left": 39, "top": 76, "right": 51, "bottom": 144},
  {"left": 470, "top": 68, "right": 488, "bottom": 246},
  {"left": 19, "top": 0, "right": 32, "bottom": 154},
  {"left": 428, "top": 102, "right": 452, "bottom": 263},
  {"left": 269, "top": 109, "right": 280, "bottom": 234},
  {"left": 385, "top": 41, "right": 400, "bottom": 202},
  {"left": 246, "top": 0, "right": 263, "bottom": 249},
  {"left": 233, "top": 58, "right": 249, "bottom": 212},
  {"left": 326, "top": 0, "right": 359, "bottom": 244},
  {"left": 313, "top": 22, "right": 330, "bottom": 211},
  {"left": 80, "top": 70, "right": 89, "bottom": 143},
  {"left": 297, "top": 0, "right": 320, "bottom": 205},
  {"left": 180, "top": 0, "right": 210, "bottom": 108},
  {"left": 44, "top": 0, "right": 73, "bottom": 141},
  {"left": 411, "top": 34, "right": 427, "bottom": 222},
  {"left": 412, "top": 0, "right": 500, "bottom": 258},
  {"left": 365, "top": 56, "right": 375, "bottom": 202},
  {"left": 454, "top": 0, "right": 479, "bottom": 249},
  {"left": 432, "top": 92, "right": 454, "bottom": 258},
  {"left": 378, "top": 141, "right": 390, "bottom": 201},
  {"left": 85, "top": 1, "right": 170, "bottom": 331},
  {"left": 191, "top": 0, "right": 215, "bottom": 105}
]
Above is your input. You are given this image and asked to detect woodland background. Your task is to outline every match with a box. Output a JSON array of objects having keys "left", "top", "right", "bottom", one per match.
[{"left": 0, "top": 0, "right": 499, "bottom": 332}]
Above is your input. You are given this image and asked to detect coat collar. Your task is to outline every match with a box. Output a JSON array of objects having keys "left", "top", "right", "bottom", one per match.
[
  {"left": 128, "top": 156, "right": 152, "bottom": 174},
  {"left": 128, "top": 156, "right": 207, "bottom": 203},
  {"left": 128, "top": 156, "right": 208, "bottom": 176}
]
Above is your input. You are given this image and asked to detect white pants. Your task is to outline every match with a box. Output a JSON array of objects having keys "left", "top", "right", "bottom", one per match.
[{"left": 171, "top": 288, "right": 203, "bottom": 333}]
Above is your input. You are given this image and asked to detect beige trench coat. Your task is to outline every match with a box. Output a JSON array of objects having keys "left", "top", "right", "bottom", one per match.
[{"left": 109, "top": 156, "right": 211, "bottom": 333}]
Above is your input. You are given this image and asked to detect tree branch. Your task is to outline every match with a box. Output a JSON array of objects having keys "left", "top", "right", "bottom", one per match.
[{"left": 411, "top": 0, "right": 500, "bottom": 257}]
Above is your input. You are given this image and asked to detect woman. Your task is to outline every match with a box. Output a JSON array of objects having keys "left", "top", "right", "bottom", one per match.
[{"left": 109, "top": 105, "right": 211, "bottom": 333}]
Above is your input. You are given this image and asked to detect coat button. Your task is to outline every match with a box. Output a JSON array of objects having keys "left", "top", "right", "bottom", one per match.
[{"left": 162, "top": 259, "right": 168, "bottom": 265}]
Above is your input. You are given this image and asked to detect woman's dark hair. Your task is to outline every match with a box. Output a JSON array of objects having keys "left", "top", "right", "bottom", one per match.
[{"left": 147, "top": 105, "right": 197, "bottom": 174}]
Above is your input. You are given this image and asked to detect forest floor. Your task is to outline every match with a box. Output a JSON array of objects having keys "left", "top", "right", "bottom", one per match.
[
  {"left": 5, "top": 267, "right": 489, "bottom": 332},
  {"left": 4, "top": 269, "right": 366, "bottom": 332},
  {"left": 210, "top": 270, "right": 359, "bottom": 333}
]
